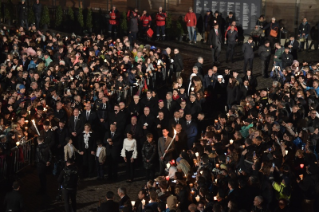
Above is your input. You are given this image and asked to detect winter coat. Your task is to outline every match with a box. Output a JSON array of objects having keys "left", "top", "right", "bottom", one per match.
[
  {"left": 142, "top": 141, "right": 156, "bottom": 169},
  {"left": 184, "top": 12, "right": 197, "bottom": 27}
]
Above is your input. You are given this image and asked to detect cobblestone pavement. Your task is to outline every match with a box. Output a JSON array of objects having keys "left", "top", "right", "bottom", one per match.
[{"left": 1, "top": 41, "right": 319, "bottom": 212}]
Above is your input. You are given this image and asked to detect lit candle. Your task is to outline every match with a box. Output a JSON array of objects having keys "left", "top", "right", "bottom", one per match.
[
  {"left": 25, "top": 127, "right": 28, "bottom": 130},
  {"left": 25, "top": 120, "right": 29, "bottom": 123},
  {"left": 300, "top": 164, "right": 304, "bottom": 169},
  {"left": 285, "top": 150, "right": 288, "bottom": 155},
  {"left": 165, "top": 176, "right": 170, "bottom": 181},
  {"left": 214, "top": 119, "right": 218, "bottom": 123},
  {"left": 216, "top": 164, "right": 220, "bottom": 168},
  {"left": 215, "top": 179, "right": 217, "bottom": 183},
  {"left": 16, "top": 141, "right": 20, "bottom": 146},
  {"left": 191, "top": 189, "right": 195, "bottom": 195},
  {"left": 299, "top": 174, "right": 303, "bottom": 180},
  {"left": 195, "top": 152, "right": 199, "bottom": 157},
  {"left": 189, "top": 183, "right": 193, "bottom": 188},
  {"left": 141, "top": 199, "right": 145, "bottom": 206},
  {"left": 119, "top": 87, "right": 122, "bottom": 90},
  {"left": 191, "top": 87, "right": 194, "bottom": 91},
  {"left": 131, "top": 201, "right": 135, "bottom": 206},
  {"left": 214, "top": 196, "right": 217, "bottom": 201},
  {"left": 195, "top": 195, "right": 200, "bottom": 202},
  {"left": 166, "top": 163, "right": 170, "bottom": 169},
  {"left": 200, "top": 171, "right": 203, "bottom": 175},
  {"left": 176, "top": 203, "right": 178, "bottom": 207},
  {"left": 171, "top": 159, "right": 175, "bottom": 164},
  {"left": 229, "top": 139, "right": 234, "bottom": 144}
]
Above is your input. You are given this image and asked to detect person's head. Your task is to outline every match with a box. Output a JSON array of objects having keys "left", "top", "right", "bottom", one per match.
[
  {"left": 254, "top": 196, "right": 263, "bottom": 207},
  {"left": 114, "top": 105, "right": 120, "bottom": 113},
  {"left": 158, "top": 111, "right": 164, "bottom": 120},
  {"left": 290, "top": 36, "right": 295, "bottom": 41},
  {"left": 127, "top": 131, "right": 133, "bottom": 139},
  {"left": 146, "top": 133, "right": 153, "bottom": 143},
  {"left": 144, "top": 107, "right": 150, "bottom": 116},
  {"left": 185, "top": 114, "right": 192, "bottom": 121},
  {"left": 303, "top": 18, "right": 307, "bottom": 23},
  {"left": 228, "top": 12, "right": 233, "bottom": 17},
  {"left": 166, "top": 92, "right": 172, "bottom": 100},
  {"left": 190, "top": 94, "right": 196, "bottom": 102},
  {"left": 73, "top": 108, "right": 79, "bottom": 117},
  {"left": 159, "top": 6, "right": 162, "bottom": 12},
  {"left": 106, "top": 191, "right": 115, "bottom": 200},
  {"left": 146, "top": 91, "right": 152, "bottom": 98},
  {"left": 162, "top": 128, "right": 169, "bottom": 137},
  {"left": 197, "top": 113, "right": 205, "bottom": 121},
  {"left": 12, "top": 181, "right": 20, "bottom": 190},
  {"left": 248, "top": 37, "right": 253, "bottom": 43},
  {"left": 138, "top": 189, "right": 147, "bottom": 200},
  {"left": 84, "top": 124, "right": 91, "bottom": 132},
  {"left": 117, "top": 187, "right": 126, "bottom": 197},
  {"left": 230, "top": 25, "right": 235, "bottom": 31},
  {"left": 174, "top": 111, "right": 180, "bottom": 119},
  {"left": 271, "top": 17, "right": 276, "bottom": 23},
  {"left": 110, "top": 123, "right": 116, "bottom": 132},
  {"left": 214, "top": 23, "right": 219, "bottom": 29}
]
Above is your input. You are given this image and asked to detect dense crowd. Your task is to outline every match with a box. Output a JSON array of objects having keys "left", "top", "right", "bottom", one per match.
[{"left": 1, "top": 3, "right": 319, "bottom": 212}]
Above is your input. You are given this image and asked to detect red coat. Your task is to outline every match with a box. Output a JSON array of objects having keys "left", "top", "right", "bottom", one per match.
[
  {"left": 156, "top": 12, "right": 167, "bottom": 26},
  {"left": 184, "top": 12, "right": 197, "bottom": 27},
  {"left": 109, "top": 9, "right": 120, "bottom": 25},
  {"left": 140, "top": 14, "right": 152, "bottom": 27}
]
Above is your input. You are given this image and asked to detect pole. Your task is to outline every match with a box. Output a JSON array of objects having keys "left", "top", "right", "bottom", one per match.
[{"left": 162, "top": 129, "right": 176, "bottom": 158}]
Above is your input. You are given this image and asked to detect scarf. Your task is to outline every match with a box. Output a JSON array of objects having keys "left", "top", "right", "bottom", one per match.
[
  {"left": 83, "top": 132, "right": 91, "bottom": 149},
  {"left": 172, "top": 94, "right": 180, "bottom": 101}
]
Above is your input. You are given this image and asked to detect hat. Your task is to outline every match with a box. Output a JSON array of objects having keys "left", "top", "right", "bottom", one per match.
[
  {"left": 19, "top": 84, "right": 25, "bottom": 90},
  {"left": 150, "top": 46, "right": 157, "bottom": 50},
  {"left": 217, "top": 75, "right": 223, "bottom": 79},
  {"left": 71, "top": 33, "right": 76, "bottom": 37},
  {"left": 43, "top": 121, "right": 50, "bottom": 126}
]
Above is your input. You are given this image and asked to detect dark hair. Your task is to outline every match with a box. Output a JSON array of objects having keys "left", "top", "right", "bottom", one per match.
[
  {"left": 37, "top": 136, "right": 44, "bottom": 142},
  {"left": 106, "top": 191, "right": 114, "bottom": 199},
  {"left": 13, "top": 181, "right": 20, "bottom": 189}
]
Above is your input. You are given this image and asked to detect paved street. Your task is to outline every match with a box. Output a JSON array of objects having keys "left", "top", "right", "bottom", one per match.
[{"left": 1, "top": 40, "right": 319, "bottom": 212}]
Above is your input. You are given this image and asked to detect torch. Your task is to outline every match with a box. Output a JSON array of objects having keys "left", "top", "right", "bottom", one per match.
[
  {"left": 31, "top": 119, "right": 40, "bottom": 135},
  {"left": 162, "top": 129, "right": 177, "bottom": 158}
]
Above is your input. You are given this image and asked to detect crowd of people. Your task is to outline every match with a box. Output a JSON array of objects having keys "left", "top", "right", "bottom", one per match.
[{"left": 1, "top": 2, "right": 319, "bottom": 212}]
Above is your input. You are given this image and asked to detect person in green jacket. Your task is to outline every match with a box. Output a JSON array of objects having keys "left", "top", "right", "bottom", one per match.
[
  {"left": 43, "top": 52, "right": 53, "bottom": 67},
  {"left": 274, "top": 43, "right": 284, "bottom": 69},
  {"left": 239, "top": 120, "right": 254, "bottom": 138}
]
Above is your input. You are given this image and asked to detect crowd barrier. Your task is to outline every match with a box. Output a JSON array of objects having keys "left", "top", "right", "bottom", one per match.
[{"left": 0, "top": 137, "right": 36, "bottom": 181}]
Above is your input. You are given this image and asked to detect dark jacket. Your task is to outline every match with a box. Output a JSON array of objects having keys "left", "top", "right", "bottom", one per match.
[
  {"left": 58, "top": 164, "right": 78, "bottom": 189},
  {"left": 227, "top": 84, "right": 239, "bottom": 105},
  {"left": 284, "top": 40, "right": 299, "bottom": 60},
  {"left": 258, "top": 45, "right": 271, "bottom": 61},
  {"left": 36, "top": 143, "right": 52, "bottom": 173},
  {"left": 129, "top": 11, "right": 139, "bottom": 32},
  {"left": 298, "top": 22, "right": 310, "bottom": 35},
  {"left": 242, "top": 42, "right": 255, "bottom": 59},
  {"left": 4, "top": 190, "right": 24, "bottom": 212},
  {"left": 18, "top": 3, "right": 28, "bottom": 19},
  {"left": 203, "top": 13, "right": 213, "bottom": 31},
  {"left": 226, "top": 29, "right": 238, "bottom": 44},
  {"left": 264, "top": 22, "right": 280, "bottom": 37},
  {"left": 142, "top": 141, "right": 157, "bottom": 169},
  {"left": 104, "top": 131, "right": 122, "bottom": 154},
  {"left": 242, "top": 75, "right": 258, "bottom": 89},
  {"left": 281, "top": 52, "right": 294, "bottom": 69},
  {"left": 33, "top": 3, "right": 42, "bottom": 15},
  {"left": 68, "top": 115, "right": 84, "bottom": 135},
  {"left": 81, "top": 110, "right": 98, "bottom": 131},
  {"left": 208, "top": 28, "right": 222, "bottom": 47},
  {"left": 173, "top": 53, "right": 183, "bottom": 73},
  {"left": 98, "top": 200, "right": 120, "bottom": 212}
]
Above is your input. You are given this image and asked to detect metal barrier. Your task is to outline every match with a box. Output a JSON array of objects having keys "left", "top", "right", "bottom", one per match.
[{"left": 0, "top": 137, "right": 35, "bottom": 181}]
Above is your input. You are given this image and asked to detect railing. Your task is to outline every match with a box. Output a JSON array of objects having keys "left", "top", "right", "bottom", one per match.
[{"left": 0, "top": 137, "right": 36, "bottom": 181}]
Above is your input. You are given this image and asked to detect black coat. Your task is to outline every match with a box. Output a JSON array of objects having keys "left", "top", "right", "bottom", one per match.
[
  {"left": 138, "top": 114, "right": 155, "bottom": 137},
  {"left": 285, "top": 40, "right": 299, "bottom": 60},
  {"left": 98, "top": 200, "right": 120, "bottom": 212},
  {"left": 4, "top": 190, "right": 24, "bottom": 212},
  {"left": 208, "top": 28, "right": 222, "bottom": 47},
  {"left": 81, "top": 110, "right": 98, "bottom": 131},
  {"left": 258, "top": 45, "right": 271, "bottom": 61},
  {"left": 142, "top": 141, "right": 157, "bottom": 169},
  {"left": 55, "top": 126, "right": 70, "bottom": 149},
  {"left": 227, "top": 85, "right": 239, "bottom": 105},
  {"left": 187, "top": 101, "right": 202, "bottom": 118},
  {"left": 242, "top": 42, "right": 255, "bottom": 59},
  {"left": 242, "top": 75, "right": 258, "bottom": 90},
  {"left": 173, "top": 53, "right": 184, "bottom": 72},
  {"left": 281, "top": 52, "right": 294, "bottom": 69},
  {"left": 54, "top": 108, "right": 67, "bottom": 122},
  {"left": 104, "top": 131, "right": 122, "bottom": 154},
  {"left": 109, "top": 111, "right": 126, "bottom": 132},
  {"left": 36, "top": 143, "right": 52, "bottom": 173},
  {"left": 32, "top": 3, "right": 42, "bottom": 16},
  {"left": 128, "top": 101, "right": 142, "bottom": 116},
  {"left": 40, "top": 129, "right": 55, "bottom": 149},
  {"left": 68, "top": 115, "right": 84, "bottom": 135},
  {"left": 298, "top": 22, "right": 310, "bottom": 35}
]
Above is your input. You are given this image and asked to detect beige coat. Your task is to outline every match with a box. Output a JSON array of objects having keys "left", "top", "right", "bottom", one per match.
[
  {"left": 96, "top": 146, "right": 106, "bottom": 163},
  {"left": 64, "top": 144, "right": 80, "bottom": 161}
]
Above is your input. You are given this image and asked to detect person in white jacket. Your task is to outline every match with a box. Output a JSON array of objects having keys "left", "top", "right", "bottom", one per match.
[{"left": 121, "top": 131, "right": 137, "bottom": 182}]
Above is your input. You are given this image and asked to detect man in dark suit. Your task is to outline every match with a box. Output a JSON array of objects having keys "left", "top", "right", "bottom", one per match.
[
  {"left": 81, "top": 102, "right": 98, "bottom": 131},
  {"left": 40, "top": 121, "right": 55, "bottom": 149},
  {"left": 118, "top": 187, "right": 132, "bottom": 212},
  {"left": 208, "top": 23, "right": 222, "bottom": 64},
  {"left": 96, "top": 96, "right": 109, "bottom": 137},
  {"left": 187, "top": 94, "right": 202, "bottom": 118},
  {"left": 185, "top": 114, "right": 198, "bottom": 149},
  {"left": 164, "top": 92, "right": 178, "bottom": 115},
  {"left": 36, "top": 136, "right": 52, "bottom": 194},
  {"left": 68, "top": 108, "right": 84, "bottom": 148},
  {"left": 98, "top": 191, "right": 119, "bottom": 212},
  {"left": 242, "top": 37, "right": 255, "bottom": 74},
  {"left": 140, "top": 91, "right": 156, "bottom": 111},
  {"left": 242, "top": 70, "right": 257, "bottom": 92},
  {"left": 109, "top": 105, "right": 127, "bottom": 133},
  {"left": 104, "top": 124, "right": 122, "bottom": 181},
  {"left": 55, "top": 120, "right": 70, "bottom": 160},
  {"left": 239, "top": 79, "right": 253, "bottom": 100},
  {"left": 19, "top": 53, "right": 30, "bottom": 71},
  {"left": 155, "top": 111, "right": 169, "bottom": 140},
  {"left": 3, "top": 181, "right": 24, "bottom": 212},
  {"left": 168, "top": 110, "right": 186, "bottom": 132},
  {"left": 138, "top": 107, "right": 155, "bottom": 140},
  {"left": 158, "top": 128, "right": 175, "bottom": 175},
  {"left": 285, "top": 36, "right": 299, "bottom": 60},
  {"left": 54, "top": 101, "right": 67, "bottom": 122}
]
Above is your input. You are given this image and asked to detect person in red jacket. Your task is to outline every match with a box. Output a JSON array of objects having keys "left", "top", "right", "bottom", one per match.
[
  {"left": 140, "top": 10, "right": 152, "bottom": 39},
  {"left": 224, "top": 21, "right": 238, "bottom": 40},
  {"left": 108, "top": 6, "right": 120, "bottom": 39},
  {"left": 184, "top": 7, "right": 197, "bottom": 44},
  {"left": 155, "top": 7, "right": 167, "bottom": 41}
]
